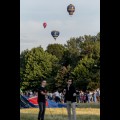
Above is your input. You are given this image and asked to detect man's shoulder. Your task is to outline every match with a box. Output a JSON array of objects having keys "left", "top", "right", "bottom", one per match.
[{"left": 38, "top": 86, "right": 43, "bottom": 90}]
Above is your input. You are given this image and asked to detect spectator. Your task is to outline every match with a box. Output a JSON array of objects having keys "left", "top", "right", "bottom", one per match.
[
  {"left": 37, "top": 80, "right": 47, "bottom": 120},
  {"left": 63, "top": 79, "right": 77, "bottom": 120},
  {"left": 86, "top": 91, "right": 88, "bottom": 102},
  {"left": 80, "top": 91, "right": 84, "bottom": 103},
  {"left": 96, "top": 89, "right": 100, "bottom": 102},
  {"left": 29, "top": 90, "right": 33, "bottom": 97},
  {"left": 49, "top": 92, "right": 53, "bottom": 100},
  {"left": 83, "top": 93, "right": 87, "bottom": 103},
  {"left": 87, "top": 91, "right": 91, "bottom": 103},
  {"left": 79, "top": 91, "right": 82, "bottom": 103},
  {"left": 76, "top": 89, "right": 80, "bottom": 103},
  {"left": 93, "top": 91, "right": 97, "bottom": 102},
  {"left": 60, "top": 92, "right": 64, "bottom": 103},
  {"left": 90, "top": 91, "right": 93, "bottom": 102},
  {"left": 54, "top": 90, "right": 60, "bottom": 103}
]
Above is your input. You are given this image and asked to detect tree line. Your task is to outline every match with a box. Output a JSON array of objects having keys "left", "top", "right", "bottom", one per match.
[{"left": 20, "top": 32, "right": 100, "bottom": 92}]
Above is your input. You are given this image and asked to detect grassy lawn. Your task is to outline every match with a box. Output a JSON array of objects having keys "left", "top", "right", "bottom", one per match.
[{"left": 20, "top": 103, "right": 100, "bottom": 120}]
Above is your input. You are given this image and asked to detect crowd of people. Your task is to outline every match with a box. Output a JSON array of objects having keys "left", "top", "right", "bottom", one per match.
[
  {"left": 47, "top": 89, "right": 100, "bottom": 103},
  {"left": 22, "top": 88, "right": 100, "bottom": 103}
]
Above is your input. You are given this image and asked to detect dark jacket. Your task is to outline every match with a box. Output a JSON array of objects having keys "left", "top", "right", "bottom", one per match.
[
  {"left": 37, "top": 86, "right": 46, "bottom": 103},
  {"left": 64, "top": 85, "right": 76, "bottom": 103}
]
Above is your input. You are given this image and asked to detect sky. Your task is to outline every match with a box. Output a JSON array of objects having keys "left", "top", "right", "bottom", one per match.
[{"left": 20, "top": 0, "right": 100, "bottom": 53}]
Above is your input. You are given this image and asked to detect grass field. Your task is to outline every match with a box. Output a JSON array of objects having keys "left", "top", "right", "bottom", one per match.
[{"left": 20, "top": 103, "right": 100, "bottom": 120}]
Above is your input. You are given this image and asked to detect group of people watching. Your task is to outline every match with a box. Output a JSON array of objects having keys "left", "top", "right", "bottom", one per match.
[{"left": 22, "top": 89, "right": 100, "bottom": 103}]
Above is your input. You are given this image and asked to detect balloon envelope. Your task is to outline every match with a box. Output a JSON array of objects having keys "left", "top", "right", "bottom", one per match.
[
  {"left": 51, "top": 30, "right": 60, "bottom": 40},
  {"left": 67, "top": 4, "right": 75, "bottom": 15},
  {"left": 43, "top": 22, "right": 47, "bottom": 28}
]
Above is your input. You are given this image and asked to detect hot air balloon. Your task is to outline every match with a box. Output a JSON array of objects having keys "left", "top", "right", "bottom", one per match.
[
  {"left": 67, "top": 4, "right": 75, "bottom": 15},
  {"left": 51, "top": 30, "right": 60, "bottom": 40},
  {"left": 43, "top": 22, "right": 47, "bottom": 28}
]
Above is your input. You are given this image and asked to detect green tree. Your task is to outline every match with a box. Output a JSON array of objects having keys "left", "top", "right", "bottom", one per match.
[
  {"left": 62, "top": 37, "right": 82, "bottom": 68},
  {"left": 80, "top": 35, "right": 99, "bottom": 57},
  {"left": 54, "top": 65, "right": 71, "bottom": 91},
  {"left": 20, "top": 47, "right": 58, "bottom": 90},
  {"left": 20, "top": 32, "right": 100, "bottom": 91},
  {"left": 46, "top": 44, "right": 66, "bottom": 60},
  {"left": 73, "top": 56, "right": 100, "bottom": 91}
]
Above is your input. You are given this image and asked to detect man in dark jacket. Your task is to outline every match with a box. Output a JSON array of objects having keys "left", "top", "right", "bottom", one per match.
[
  {"left": 63, "top": 79, "right": 77, "bottom": 120},
  {"left": 37, "top": 80, "right": 47, "bottom": 120}
]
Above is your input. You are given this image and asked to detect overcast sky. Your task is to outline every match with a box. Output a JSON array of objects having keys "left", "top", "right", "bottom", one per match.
[{"left": 20, "top": 0, "right": 100, "bottom": 53}]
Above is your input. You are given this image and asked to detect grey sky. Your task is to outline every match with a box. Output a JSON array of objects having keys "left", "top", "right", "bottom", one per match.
[{"left": 20, "top": 0, "right": 100, "bottom": 53}]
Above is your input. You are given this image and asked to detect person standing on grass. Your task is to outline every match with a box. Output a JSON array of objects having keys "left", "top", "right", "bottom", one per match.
[
  {"left": 93, "top": 91, "right": 97, "bottom": 102},
  {"left": 87, "top": 91, "right": 91, "bottom": 103},
  {"left": 96, "top": 89, "right": 100, "bottom": 102},
  {"left": 79, "top": 91, "right": 83, "bottom": 103},
  {"left": 63, "top": 79, "right": 77, "bottom": 120},
  {"left": 37, "top": 80, "right": 47, "bottom": 120},
  {"left": 76, "top": 89, "right": 80, "bottom": 103},
  {"left": 54, "top": 90, "right": 60, "bottom": 103}
]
